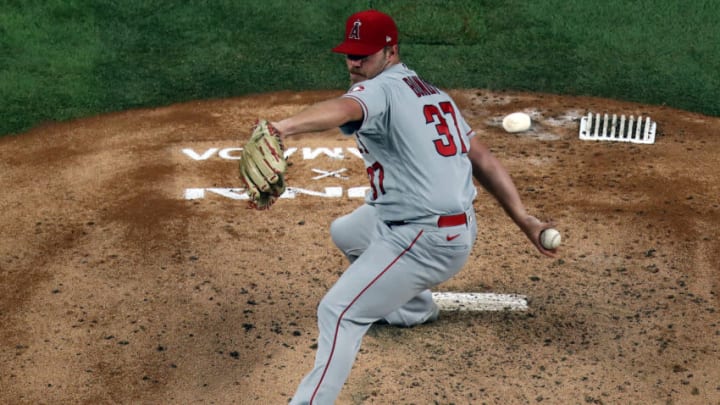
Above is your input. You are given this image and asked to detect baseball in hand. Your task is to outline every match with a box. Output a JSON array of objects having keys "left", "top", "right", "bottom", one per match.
[{"left": 540, "top": 228, "right": 561, "bottom": 249}]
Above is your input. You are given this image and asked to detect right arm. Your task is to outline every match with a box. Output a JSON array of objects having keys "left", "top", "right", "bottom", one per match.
[{"left": 467, "top": 136, "right": 557, "bottom": 257}]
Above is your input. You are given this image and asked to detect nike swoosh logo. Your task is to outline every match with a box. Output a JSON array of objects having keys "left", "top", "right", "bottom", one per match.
[{"left": 446, "top": 234, "right": 461, "bottom": 241}]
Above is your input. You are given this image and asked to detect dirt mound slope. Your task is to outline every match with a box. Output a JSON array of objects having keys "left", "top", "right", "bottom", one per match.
[{"left": 1, "top": 89, "right": 718, "bottom": 404}]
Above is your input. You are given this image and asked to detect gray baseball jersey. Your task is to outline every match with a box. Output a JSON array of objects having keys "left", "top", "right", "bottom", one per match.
[{"left": 340, "top": 63, "right": 477, "bottom": 221}]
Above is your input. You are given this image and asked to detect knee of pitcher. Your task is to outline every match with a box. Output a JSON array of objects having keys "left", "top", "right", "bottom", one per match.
[
  {"left": 329, "top": 218, "right": 348, "bottom": 250},
  {"left": 317, "top": 294, "right": 344, "bottom": 321}
]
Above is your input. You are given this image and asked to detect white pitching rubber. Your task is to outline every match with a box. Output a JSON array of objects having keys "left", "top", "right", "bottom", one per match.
[{"left": 432, "top": 292, "right": 528, "bottom": 312}]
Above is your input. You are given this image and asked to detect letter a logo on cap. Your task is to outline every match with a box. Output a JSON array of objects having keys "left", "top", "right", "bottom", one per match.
[
  {"left": 332, "top": 10, "right": 398, "bottom": 56},
  {"left": 349, "top": 19, "right": 361, "bottom": 40}
]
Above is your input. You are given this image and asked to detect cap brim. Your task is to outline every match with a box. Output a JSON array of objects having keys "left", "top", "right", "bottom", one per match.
[{"left": 331, "top": 41, "right": 383, "bottom": 56}]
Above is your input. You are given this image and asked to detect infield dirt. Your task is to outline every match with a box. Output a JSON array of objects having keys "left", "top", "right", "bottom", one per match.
[{"left": 1, "top": 89, "right": 718, "bottom": 404}]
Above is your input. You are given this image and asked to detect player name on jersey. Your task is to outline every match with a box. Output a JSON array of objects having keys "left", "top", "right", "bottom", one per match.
[{"left": 402, "top": 75, "right": 439, "bottom": 98}]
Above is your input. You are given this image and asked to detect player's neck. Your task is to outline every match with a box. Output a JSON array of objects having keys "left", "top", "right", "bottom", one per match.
[{"left": 383, "top": 59, "right": 401, "bottom": 72}]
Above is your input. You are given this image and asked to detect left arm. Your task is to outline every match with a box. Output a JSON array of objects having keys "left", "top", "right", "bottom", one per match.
[{"left": 272, "top": 97, "right": 363, "bottom": 138}]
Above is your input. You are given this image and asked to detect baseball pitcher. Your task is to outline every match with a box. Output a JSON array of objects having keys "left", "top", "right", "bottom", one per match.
[{"left": 239, "top": 9, "right": 558, "bottom": 404}]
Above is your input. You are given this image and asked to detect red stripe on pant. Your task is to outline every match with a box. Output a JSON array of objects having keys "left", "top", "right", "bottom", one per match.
[{"left": 309, "top": 229, "right": 425, "bottom": 404}]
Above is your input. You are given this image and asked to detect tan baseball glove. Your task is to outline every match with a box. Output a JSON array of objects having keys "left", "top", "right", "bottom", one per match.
[{"left": 239, "top": 119, "right": 287, "bottom": 209}]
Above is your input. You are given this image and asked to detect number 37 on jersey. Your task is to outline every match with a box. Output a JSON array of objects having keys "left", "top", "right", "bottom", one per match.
[{"left": 361, "top": 100, "right": 469, "bottom": 200}]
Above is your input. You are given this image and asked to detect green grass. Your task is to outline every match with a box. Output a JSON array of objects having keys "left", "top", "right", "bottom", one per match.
[{"left": 1, "top": 0, "right": 719, "bottom": 136}]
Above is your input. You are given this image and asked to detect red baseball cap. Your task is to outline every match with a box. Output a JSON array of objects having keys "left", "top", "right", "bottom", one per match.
[{"left": 332, "top": 10, "right": 398, "bottom": 56}]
